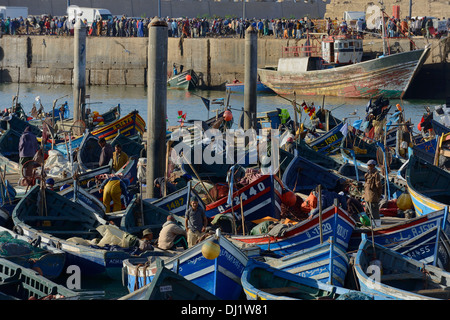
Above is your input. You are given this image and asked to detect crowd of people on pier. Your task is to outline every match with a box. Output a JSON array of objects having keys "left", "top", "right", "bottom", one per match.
[{"left": 1, "top": 14, "right": 449, "bottom": 40}]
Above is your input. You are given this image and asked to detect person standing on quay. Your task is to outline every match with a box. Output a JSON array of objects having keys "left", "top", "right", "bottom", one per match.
[
  {"left": 364, "top": 159, "right": 383, "bottom": 227},
  {"left": 185, "top": 197, "right": 208, "bottom": 247}
]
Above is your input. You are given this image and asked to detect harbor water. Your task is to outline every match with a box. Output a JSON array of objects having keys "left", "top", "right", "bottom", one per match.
[
  {"left": 0, "top": 82, "right": 444, "bottom": 299},
  {"left": 0, "top": 83, "right": 443, "bottom": 131}
]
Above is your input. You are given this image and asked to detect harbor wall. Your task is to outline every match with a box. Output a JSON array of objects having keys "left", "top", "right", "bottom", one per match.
[{"left": 0, "top": 35, "right": 448, "bottom": 99}]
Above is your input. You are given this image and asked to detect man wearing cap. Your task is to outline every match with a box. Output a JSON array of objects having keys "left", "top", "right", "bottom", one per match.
[
  {"left": 364, "top": 160, "right": 383, "bottom": 227},
  {"left": 185, "top": 197, "right": 208, "bottom": 247},
  {"left": 138, "top": 228, "right": 154, "bottom": 251}
]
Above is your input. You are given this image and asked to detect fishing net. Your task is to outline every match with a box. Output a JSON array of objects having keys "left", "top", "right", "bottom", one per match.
[{"left": 0, "top": 231, "right": 47, "bottom": 260}]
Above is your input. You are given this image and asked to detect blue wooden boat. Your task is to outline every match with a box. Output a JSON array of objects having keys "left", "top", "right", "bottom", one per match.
[
  {"left": 354, "top": 234, "right": 450, "bottom": 300},
  {"left": 241, "top": 259, "right": 378, "bottom": 300},
  {"left": 109, "top": 131, "right": 144, "bottom": 158},
  {"left": 205, "top": 174, "right": 282, "bottom": 222},
  {"left": 406, "top": 154, "right": 450, "bottom": 216},
  {"left": 53, "top": 164, "right": 112, "bottom": 190},
  {"left": 282, "top": 150, "right": 346, "bottom": 194},
  {"left": 263, "top": 237, "right": 349, "bottom": 287},
  {"left": 91, "top": 110, "right": 145, "bottom": 141},
  {"left": 146, "top": 181, "right": 205, "bottom": 218},
  {"left": 432, "top": 119, "right": 450, "bottom": 137},
  {"left": 0, "top": 257, "right": 79, "bottom": 300},
  {"left": 225, "top": 81, "right": 274, "bottom": 94},
  {"left": 308, "top": 122, "right": 345, "bottom": 154},
  {"left": 0, "top": 129, "right": 22, "bottom": 163},
  {"left": 349, "top": 209, "right": 450, "bottom": 269},
  {"left": 0, "top": 226, "right": 66, "bottom": 280},
  {"left": 120, "top": 197, "right": 185, "bottom": 236},
  {"left": 77, "top": 132, "right": 102, "bottom": 171},
  {"left": 119, "top": 259, "right": 220, "bottom": 300},
  {"left": 0, "top": 115, "right": 42, "bottom": 137},
  {"left": 231, "top": 204, "right": 356, "bottom": 257},
  {"left": 11, "top": 185, "right": 157, "bottom": 280},
  {"left": 0, "top": 207, "right": 9, "bottom": 227},
  {"left": 59, "top": 184, "right": 106, "bottom": 215},
  {"left": 122, "top": 229, "right": 248, "bottom": 300}
]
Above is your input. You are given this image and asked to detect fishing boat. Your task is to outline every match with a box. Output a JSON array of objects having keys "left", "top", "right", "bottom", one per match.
[
  {"left": 281, "top": 150, "right": 346, "bottom": 194},
  {"left": 0, "top": 207, "right": 9, "bottom": 227},
  {"left": 120, "top": 197, "right": 185, "bottom": 236},
  {"left": 205, "top": 174, "right": 283, "bottom": 223},
  {"left": 0, "top": 226, "right": 66, "bottom": 280},
  {"left": 167, "top": 69, "right": 199, "bottom": 90},
  {"left": 263, "top": 237, "right": 349, "bottom": 287},
  {"left": 109, "top": 131, "right": 144, "bottom": 158},
  {"left": 258, "top": 34, "right": 431, "bottom": 99},
  {"left": 91, "top": 110, "right": 145, "bottom": 141},
  {"left": 231, "top": 204, "right": 356, "bottom": 257},
  {"left": 59, "top": 184, "right": 106, "bottom": 215},
  {"left": 348, "top": 208, "right": 450, "bottom": 269},
  {"left": 241, "top": 259, "right": 377, "bottom": 300},
  {"left": 122, "top": 229, "right": 248, "bottom": 300},
  {"left": 0, "top": 257, "right": 79, "bottom": 300},
  {"left": 53, "top": 163, "right": 112, "bottom": 190},
  {"left": 353, "top": 234, "right": 450, "bottom": 300},
  {"left": 0, "top": 115, "right": 42, "bottom": 137},
  {"left": 149, "top": 183, "right": 205, "bottom": 217},
  {"left": 11, "top": 185, "right": 156, "bottom": 279},
  {"left": 0, "top": 129, "right": 22, "bottom": 163},
  {"left": 308, "top": 122, "right": 345, "bottom": 154},
  {"left": 225, "top": 81, "right": 274, "bottom": 94},
  {"left": 406, "top": 154, "right": 450, "bottom": 216},
  {"left": 434, "top": 131, "right": 450, "bottom": 171},
  {"left": 119, "top": 259, "right": 220, "bottom": 300},
  {"left": 76, "top": 132, "right": 102, "bottom": 171}
]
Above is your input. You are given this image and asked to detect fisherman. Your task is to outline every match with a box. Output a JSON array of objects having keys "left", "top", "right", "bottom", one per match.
[
  {"left": 18, "top": 126, "right": 39, "bottom": 178},
  {"left": 174, "top": 174, "right": 192, "bottom": 189},
  {"left": 138, "top": 228, "right": 154, "bottom": 252},
  {"left": 112, "top": 143, "right": 129, "bottom": 172},
  {"left": 157, "top": 215, "right": 188, "bottom": 250},
  {"left": 185, "top": 196, "right": 208, "bottom": 248},
  {"left": 153, "top": 177, "right": 177, "bottom": 198},
  {"left": 99, "top": 176, "right": 130, "bottom": 213},
  {"left": 307, "top": 186, "right": 347, "bottom": 220},
  {"left": 45, "top": 178, "right": 55, "bottom": 190},
  {"left": 364, "top": 159, "right": 383, "bottom": 227},
  {"left": 98, "top": 137, "right": 113, "bottom": 167},
  {"left": 284, "top": 136, "right": 295, "bottom": 154}
]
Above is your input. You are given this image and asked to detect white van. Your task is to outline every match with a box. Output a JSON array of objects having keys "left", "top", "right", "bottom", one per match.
[{"left": 67, "top": 5, "right": 112, "bottom": 25}]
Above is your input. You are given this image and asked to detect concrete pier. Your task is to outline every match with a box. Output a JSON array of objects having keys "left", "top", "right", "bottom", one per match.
[{"left": 0, "top": 36, "right": 447, "bottom": 99}]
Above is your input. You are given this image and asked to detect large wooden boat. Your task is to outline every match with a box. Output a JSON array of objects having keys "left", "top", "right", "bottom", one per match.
[{"left": 258, "top": 35, "right": 431, "bottom": 99}]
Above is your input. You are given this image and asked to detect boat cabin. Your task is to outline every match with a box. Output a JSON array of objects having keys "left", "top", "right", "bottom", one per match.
[{"left": 321, "top": 35, "right": 363, "bottom": 65}]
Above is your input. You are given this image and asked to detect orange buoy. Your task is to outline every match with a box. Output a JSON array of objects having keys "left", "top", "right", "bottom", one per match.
[
  {"left": 223, "top": 110, "right": 233, "bottom": 122},
  {"left": 282, "top": 190, "right": 297, "bottom": 207},
  {"left": 186, "top": 74, "right": 192, "bottom": 81}
]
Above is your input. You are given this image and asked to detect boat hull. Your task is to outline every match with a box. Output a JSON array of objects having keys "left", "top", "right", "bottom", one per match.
[
  {"left": 258, "top": 47, "right": 431, "bottom": 99},
  {"left": 232, "top": 205, "right": 356, "bottom": 256}
]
